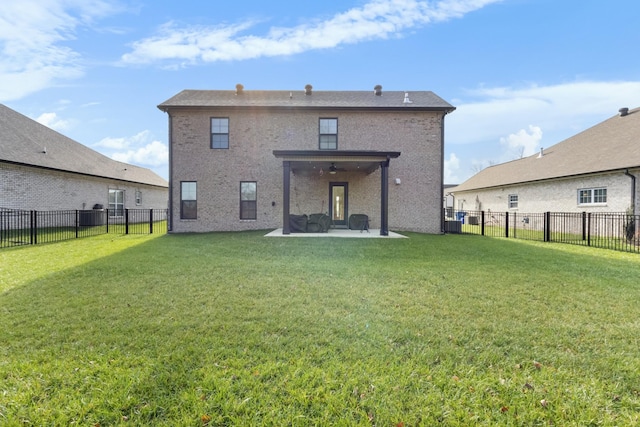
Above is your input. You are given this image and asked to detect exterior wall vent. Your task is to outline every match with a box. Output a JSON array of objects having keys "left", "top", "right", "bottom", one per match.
[
  {"left": 374, "top": 85, "right": 382, "bottom": 96},
  {"left": 619, "top": 107, "right": 629, "bottom": 117},
  {"left": 305, "top": 84, "right": 313, "bottom": 95}
]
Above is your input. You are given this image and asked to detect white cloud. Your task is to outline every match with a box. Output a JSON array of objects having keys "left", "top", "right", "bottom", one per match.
[
  {"left": 121, "top": 0, "right": 502, "bottom": 65},
  {"left": 35, "top": 112, "right": 70, "bottom": 131},
  {"left": 499, "top": 125, "right": 542, "bottom": 160},
  {"left": 0, "top": 0, "right": 121, "bottom": 101},
  {"left": 111, "top": 140, "right": 168, "bottom": 167},
  {"left": 100, "top": 130, "right": 168, "bottom": 167},
  {"left": 447, "top": 80, "right": 640, "bottom": 147},
  {"left": 444, "top": 152, "right": 460, "bottom": 184}
]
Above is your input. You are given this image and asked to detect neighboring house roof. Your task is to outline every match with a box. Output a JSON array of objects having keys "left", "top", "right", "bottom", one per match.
[
  {"left": 452, "top": 107, "right": 640, "bottom": 192},
  {"left": 0, "top": 104, "right": 167, "bottom": 187},
  {"left": 158, "top": 88, "right": 455, "bottom": 112}
]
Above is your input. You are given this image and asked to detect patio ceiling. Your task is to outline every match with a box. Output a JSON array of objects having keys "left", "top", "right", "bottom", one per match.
[{"left": 273, "top": 150, "right": 401, "bottom": 176}]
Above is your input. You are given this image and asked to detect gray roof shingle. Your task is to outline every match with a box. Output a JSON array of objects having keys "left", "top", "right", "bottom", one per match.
[
  {"left": 452, "top": 107, "right": 640, "bottom": 192},
  {"left": 0, "top": 104, "right": 167, "bottom": 187},
  {"left": 158, "top": 89, "right": 455, "bottom": 111}
]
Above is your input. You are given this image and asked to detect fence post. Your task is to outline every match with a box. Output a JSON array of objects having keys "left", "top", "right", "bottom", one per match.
[
  {"left": 125, "top": 209, "right": 129, "bottom": 235},
  {"left": 581, "top": 211, "right": 587, "bottom": 241},
  {"left": 149, "top": 209, "right": 154, "bottom": 234},
  {"left": 481, "top": 211, "right": 485, "bottom": 236},
  {"left": 75, "top": 210, "right": 79, "bottom": 238},
  {"left": 31, "top": 210, "right": 36, "bottom": 245},
  {"left": 106, "top": 209, "right": 109, "bottom": 233},
  {"left": 587, "top": 212, "right": 591, "bottom": 246},
  {"left": 505, "top": 212, "right": 509, "bottom": 238},
  {"left": 544, "top": 212, "right": 551, "bottom": 242}
]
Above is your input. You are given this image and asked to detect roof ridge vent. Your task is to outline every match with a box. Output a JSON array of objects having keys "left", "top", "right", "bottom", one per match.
[
  {"left": 619, "top": 107, "right": 629, "bottom": 117},
  {"left": 403, "top": 92, "right": 413, "bottom": 104},
  {"left": 374, "top": 85, "right": 382, "bottom": 96},
  {"left": 305, "top": 84, "right": 313, "bottom": 95}
]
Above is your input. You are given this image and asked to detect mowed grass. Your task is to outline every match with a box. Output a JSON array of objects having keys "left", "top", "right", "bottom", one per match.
[{"left": 1, "top": 232, "right": 639, "bottom": 426}]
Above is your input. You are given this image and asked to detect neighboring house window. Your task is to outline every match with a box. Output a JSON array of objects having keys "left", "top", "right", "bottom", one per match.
[
  {"left": 508, "top": 194, "right": 518, "bottom": 209},
  {"left": 135, "top": 190, "right": 142, "bottom": 205},
  {"left": 211, "top": 118, "right": 229, "bottom": 149},
  {"left": 109, "top": 189, "right": 124, "bottom": 216},
  {"left": 578, "top": 188, "right": 607, "bottom": 205},
  {"left": 181, "top": 181, "right": 197, "bottom": 219},
  {"left": 240, "top": 181, "right": 257, "bottom": 220},
  {"left": 319, "top": 118, "right": 337, "bottom": 150}
]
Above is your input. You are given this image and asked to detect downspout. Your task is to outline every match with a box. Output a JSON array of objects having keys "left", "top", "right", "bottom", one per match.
[
  {"left": 440, "top": 112, "right": 446, "bottom": 233},
  {"left": 624, "top": 169, "right": 636, "bottom": 214},
  {"left": 167, "top": 112, "right": 174, "bottom": 232}
]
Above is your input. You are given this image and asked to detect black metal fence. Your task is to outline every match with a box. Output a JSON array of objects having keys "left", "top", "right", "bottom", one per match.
[
  {"left": 0, "top": 208, "right": 168, "bottom": 249},
  {"left": 445, "top": 210, "right": 640, "bottom": 254}
]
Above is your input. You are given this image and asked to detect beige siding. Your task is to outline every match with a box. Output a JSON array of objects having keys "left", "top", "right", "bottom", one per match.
[
  {"left": 453, "top": 171, "right": 637, "bottom": 214},
  {"left": 1, "top": 162, "right": 167, "bottom": 211},
  {"left": 169, "top": 109, "right": 444, "bottom": 233}
]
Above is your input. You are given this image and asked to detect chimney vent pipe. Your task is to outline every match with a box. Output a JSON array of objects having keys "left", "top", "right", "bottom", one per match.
[
  {"left": 374, "top": 85, "right": 382, "bottom": 96},
  {"left": 305, "top": 84, "right": 313, "bottom": 95}
]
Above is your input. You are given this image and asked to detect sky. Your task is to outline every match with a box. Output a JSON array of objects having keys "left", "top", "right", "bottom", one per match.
[{"left": 2, "top": 0, "right": 639, "bottom": 184}]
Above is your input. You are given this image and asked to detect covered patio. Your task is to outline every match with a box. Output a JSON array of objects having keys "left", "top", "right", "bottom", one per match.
[{"left": 272, "top": 150, "right": 401, "bottom": 236}]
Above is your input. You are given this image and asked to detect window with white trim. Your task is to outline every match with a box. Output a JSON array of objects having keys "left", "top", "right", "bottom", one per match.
[
  {"left": 109, "top": 189, "right": 124, "bottom": 217},
  {"left": 578, "top": 188, "right": 607, "bottom": 205},
  {"left": 508, "top": 194, "right": 518, "bottom": 209}
]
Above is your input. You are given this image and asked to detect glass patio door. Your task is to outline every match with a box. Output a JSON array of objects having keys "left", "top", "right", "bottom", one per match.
[{"left": 329, "top": 182, "right": 348, "bottom": 227}]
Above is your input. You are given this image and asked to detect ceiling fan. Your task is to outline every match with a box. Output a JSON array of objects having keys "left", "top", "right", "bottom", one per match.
[{"left": 328, "top": 162, "right": 345, "bottom": 174}]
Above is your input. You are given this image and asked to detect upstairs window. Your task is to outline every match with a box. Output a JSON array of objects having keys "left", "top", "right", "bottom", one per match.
[
  {"left": 319, "top": 118, "right": 337, "bottom": 150},
  {"left": 508, "top": 194, "right": 518, "bottom": 209},
  {"left": 211, "top": 118, "right": 229, "bottom": 149},
  {"left": 240, "top": 182, "right": 257, "bottom": 220},
  {"left": 578, "top": 188, "right": 607, "bottom": 205}
]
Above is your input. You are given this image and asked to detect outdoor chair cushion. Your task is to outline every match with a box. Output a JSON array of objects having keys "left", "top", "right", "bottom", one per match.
[
  {"left": 307, "top": 213, "right": 331, "bottom": 232},
  {"left": 348, "top": 214, "right": 369, "bottom": 231},
  {"left": 289, "top": 214, "right": 308, "bottom": 232}
]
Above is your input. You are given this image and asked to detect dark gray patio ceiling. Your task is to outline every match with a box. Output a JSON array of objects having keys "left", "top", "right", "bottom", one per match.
[{"left": 273, "top": 150, "right": 401, "bottom": 175}]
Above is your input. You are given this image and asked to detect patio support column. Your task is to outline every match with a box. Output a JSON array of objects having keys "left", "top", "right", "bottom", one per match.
[
  {"left": 282, "top": 161, "right": 291, "bottom": 234},
  {"left": 380, "top": 157, "right": 390, "bottom": 236}
]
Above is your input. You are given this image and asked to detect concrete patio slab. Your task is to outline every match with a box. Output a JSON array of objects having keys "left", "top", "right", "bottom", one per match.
[{"left": 264, "top": 228, "right": 407, "bottom": 238}]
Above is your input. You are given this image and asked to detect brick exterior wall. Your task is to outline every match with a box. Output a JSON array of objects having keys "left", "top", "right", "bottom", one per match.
[
  {"left": 452, "top": 170, "right": 639, "bottom": 214},
  {"left": 168, "top": 108, "right": 445, "bottom": 233},
  {"left": 1, "top": 162, "right": 168, "bottom": 211}
]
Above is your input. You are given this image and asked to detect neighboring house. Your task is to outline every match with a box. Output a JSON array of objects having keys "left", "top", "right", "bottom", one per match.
[
  {"left": 0, "top": 104, "right": 168, "bottom": 213},
  {"left": 449, "top": 107, "right": 640, "bottom": 216},
  {"left": 158, "top": 84, "right": 455, "bottom": 235}
]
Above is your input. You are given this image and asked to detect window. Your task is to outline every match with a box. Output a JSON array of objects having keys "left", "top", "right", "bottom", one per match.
[
  {"left": 211, "top": 118, "right": 229, "bottom": 149},
  {"left": 240, "top": 181, "right": 257, "bottom": 220},
  {"left": 181, "top": 181, "right": 197, "bottom": 219},
  {"left": 109, "top": 189, "right": 124, "bottom": 216},
  {"left": 319, "top": 118, "right": 337, "bottom": 150},
  {"left": 135, "top": 190, "right": 142, "bottom": 205},
  {"left": 508, "top": 194, "right": 518, "bottom": 209},
  {"left": 578, "top": 188, "right": 607, "bottom": 205}
]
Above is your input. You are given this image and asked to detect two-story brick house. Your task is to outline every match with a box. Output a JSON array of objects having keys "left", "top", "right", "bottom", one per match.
[{"left": 158, "top": 85, "right": 455, "bottom": 235}]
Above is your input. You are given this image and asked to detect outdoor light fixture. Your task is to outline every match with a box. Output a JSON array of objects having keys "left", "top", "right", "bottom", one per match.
[{"left": 329, "top": 163, "right": 338, "bottom": 174}]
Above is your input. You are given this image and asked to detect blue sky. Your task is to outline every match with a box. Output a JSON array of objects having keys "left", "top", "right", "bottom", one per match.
[{"left": 2, "top": 0, "right": 639, "bottom": 183}]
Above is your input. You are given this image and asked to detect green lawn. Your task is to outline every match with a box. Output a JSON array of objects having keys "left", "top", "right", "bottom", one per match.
[{"left": 1, "top": 231, "right": 639, "bottom": 426}]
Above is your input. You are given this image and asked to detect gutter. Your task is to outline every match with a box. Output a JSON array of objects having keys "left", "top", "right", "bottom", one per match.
[{"left": 624, "top": 169, "right": 636, "bottom": 214}]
